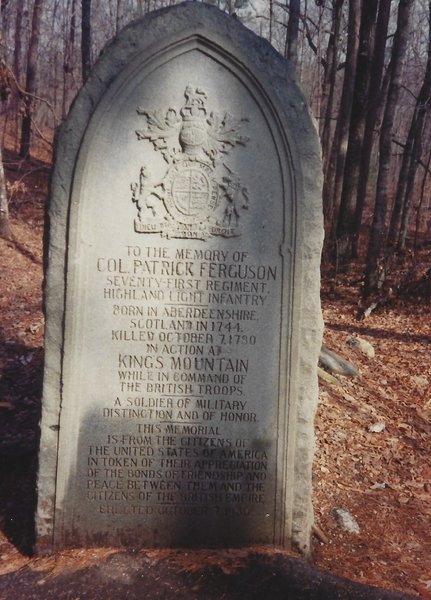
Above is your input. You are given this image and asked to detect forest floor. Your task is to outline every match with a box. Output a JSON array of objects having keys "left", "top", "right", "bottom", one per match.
[{"left": 0, "top": 151, "right": 430, "bottom": 599}]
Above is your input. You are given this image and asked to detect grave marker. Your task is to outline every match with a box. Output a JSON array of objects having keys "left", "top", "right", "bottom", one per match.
[{"left": 37, "top": 2, "right": 323, "bottom": 554}]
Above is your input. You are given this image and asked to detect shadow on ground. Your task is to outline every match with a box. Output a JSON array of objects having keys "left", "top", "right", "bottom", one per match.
[
  {"left": 0, "top": 548, "right": 419, "bottom": 599},
  {"left": 0, "top": 343, "right": 42, "bottom": 555}
]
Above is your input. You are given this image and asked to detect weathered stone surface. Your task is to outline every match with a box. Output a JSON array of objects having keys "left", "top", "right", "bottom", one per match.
[
  {"left": 346, "top": 336, "right": 375, "bottom": 358},
  {"left": 319, "top": 347, "right": 359, "bottom": 377},
  {"left": 317, "top": 366, "right": 344, "bottom": 389},
  {"left": 368, "top": 421, "right": 386, "bottom": 433},
  {"left": 36, "top": 2, "right": 323, "bottom": 555},
  {"left": 332, "top": 508, "right": 360, "bottom": 535}
]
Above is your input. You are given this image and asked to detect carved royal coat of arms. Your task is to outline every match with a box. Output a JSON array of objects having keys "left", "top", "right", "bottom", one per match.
[{"left": 131, "top": 85, "right": 250, "bottom": 240}]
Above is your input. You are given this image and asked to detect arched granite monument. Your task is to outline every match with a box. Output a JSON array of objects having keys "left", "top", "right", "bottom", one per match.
[{"left": 36, "top": 1, "right": 323, "bottom": 555}]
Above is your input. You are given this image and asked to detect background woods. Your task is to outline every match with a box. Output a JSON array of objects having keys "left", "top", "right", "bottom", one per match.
[
  {"left": 0, "top": 0, "right": 430, "bottom": 299},
  {"left": 0, "top": 3, "right": 430, "bottom": 597}
]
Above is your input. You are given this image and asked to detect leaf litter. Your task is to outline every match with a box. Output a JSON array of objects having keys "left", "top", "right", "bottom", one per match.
[{"left": 0, "top": 152, "right": 430, "bottom": 598}]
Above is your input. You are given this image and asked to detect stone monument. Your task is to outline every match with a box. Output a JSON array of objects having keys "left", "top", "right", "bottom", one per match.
[{"left": 36, "top": 2, "right": 323, "bottom": 555}]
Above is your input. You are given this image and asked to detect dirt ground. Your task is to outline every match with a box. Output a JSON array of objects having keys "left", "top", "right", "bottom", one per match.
[{"left": 0, "top": 151, "right": 430, "bottom": 599}]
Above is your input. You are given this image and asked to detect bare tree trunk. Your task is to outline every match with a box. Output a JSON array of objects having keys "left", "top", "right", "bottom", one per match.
[
  {"left": 269, "top": 0, "right": 274, "bottom": 43},
  {"left": 61, "top": 0, "right": 76, "bottom": 118},
  {"left": 116, "top": 0, "right": 124, "bottom": 34},
  {"left": 19, "top": 0, "right": 43, "bottom": 159},
  {"left": 0, "top": 171, "right": 8, "bottom": 243},
  {"left": 13, "top": 2, "right": 23, "bottom": 85},
  {"left": 396, "top": 1, "right": 431, "bottom": 250},
  {"left": 12, "top": 0, "right": 23, "bottom": 146},
  {"left": 0, "top": 146, "right": 10, "bottom": 239},
  {"left": 61, "top": 0, "right": 70, "bottom": 119},
  {"left": 364, "top": 0, "right": 414, "bottom": 298},
  {"left": 285, "top": 0, "right": 300, "bottom": 68},
  {"left": 353, "top": 0, "right": 391, "bottom": 257},
  {"left": 81, "top": 0, "right": 92, "bottom": 82},
  {"left": 414, "top": 143, "right": 431, "bottom": 250},
  {"left": 336, "top": 0, "right": 378, "bottom": 263},
  {"left": 388, "top": 1, "right": 431, "bottom": 251},
  {"left": 324, "top": 0, "right": 362, "bottom": 241},
  {"left": 320, "top": 0, "right": 344, "bottom": 169},
  {"left": 399, "top": 128, "right": 427, "bottom": 249},
  {"left": 0, "top": 4, "right": 11, "bottom": 238},
  {"left": 386, "top": 115, "right": 415, "bottom": 249}
]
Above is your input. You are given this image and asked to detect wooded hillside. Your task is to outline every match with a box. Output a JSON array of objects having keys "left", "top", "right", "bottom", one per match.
[{"left": 1, "top": 0, "right": 430, "bottom": 301}]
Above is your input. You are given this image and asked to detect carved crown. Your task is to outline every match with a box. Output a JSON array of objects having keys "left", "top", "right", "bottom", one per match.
[{"left": 179, "top": 85, "right": 208, "bottom": 155}]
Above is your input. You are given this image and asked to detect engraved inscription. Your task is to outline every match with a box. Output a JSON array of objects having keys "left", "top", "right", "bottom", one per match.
[
  {"left": 89, "top": 244, "right": 280, "bottom": 521},
  {"left": 37, "top": 3, "right": 324, "bottom": 554},
  {"left": 131, "top": 86, "right": 250, "bottom": 239}
]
